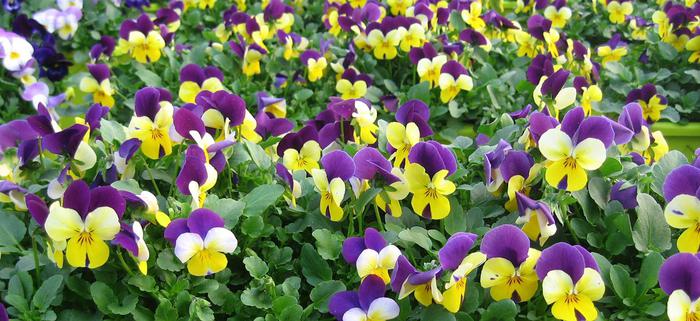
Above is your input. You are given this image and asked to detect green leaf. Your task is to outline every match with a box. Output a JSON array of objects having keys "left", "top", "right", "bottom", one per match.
[
  {"left": 241, "top": 215, "right": 265, "bottom": 237},
  {"left": 31, "top": 275, "right": 63, "bottom": 311},
  {"left": 588, "top": 177, "right": 611, "bottom": 209},
  {"left": 154, "top": 301, "right": 178, "bottom": 321},
  {"left": 244, "top": 139, "right": 272, "bottom": 169},
  {"left": 243, "top": 256, "right": 269, "bottom": 278},
  {"left": 406, "top": 82, "right": 431, "bottom": 103},
  {"left": 310, "top": 280, "right": 345, "bottom": 313},
  {"left": 420, "top": 305, "right": 456, "bottom": 321},
  {"left": 482, "top": 300, "right": 518, "bottom": 321},
  {"left": 312, "top": 229, "right": 343, "bottom": 260},
  {"left": 632, "top": 193, "right": 671, "bottom": 252},
  {"left": 685, "top": 70, "right": 700, "bottom": 83},
  {"left": 651, "top": 151, "right": 688, "bottom": 196},
  {"left": 134, "top": 65, "right": 163, "bottom": 87},
  {"left": 637, "top": 252, "right": 664, "bottom": 296},
  {"left": 241, "top": 184, "right": 284, "bottom": 216},
  {"left": 610, "top": 265, "right": 636, "bottom": 301},
  {"left": 300, "top": 243, "right": 332, "bottom": 286},
  {"left": 108, "top": 294, "right": 138, "bottom": 315},
  {"left": 444, "top": 198, "right": 466, "bottom": 235},
  {"left": 156, "top": 251, "right": 184, "bottom": 272},
  {"left": 398, "top": 227, "right": 432, "bottom": 250},
  {"left": 99, "top": 119, "right": 127, "bottom": 144},
  {"left": 8, "top": 271, "right": 33, "bottom": 298},
  {"left": 90, "top": 281, "right": 114, "bottom": 314},
  {"left": 189, "top": 298, "right": 215, "bottom": 321},
  {"left": 293, "top": 89, "right": 313, "bottom": 101},
  {"left": 597, "top": 157, "right": 622, "bottom": 177},
  {"left": 204, "top": 195, "right": 245, "bottom": 228},
  {"left": 0, "top": 211, "right": 26, "bottom": 247},
  {"left": 353, "top": 188, "right": 382, "bottom": 215}
]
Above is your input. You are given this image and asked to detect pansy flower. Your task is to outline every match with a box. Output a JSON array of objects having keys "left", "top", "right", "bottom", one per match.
[
  {"left": 484, "top": 140, "right": 512, "bottom": 193},
  {"left": 256, "top": 92, "right": 287, "bottom": 118},
  {"left": 278, "top": 126, "right": 321, "bottom": 173},
  {"left": 275, "top": 163, "right": 302, "bottom": 207},
  {"left": 300, "top": 49, "right": 328, "bottom": 82},
  {"left": 415, "top": 48, "right": 447, "bottom": 88},
  {"left": 461, "top": 1, "right": 485, "bottom": 30},
  {"left": 351, "top": 100, "right": 378, "bottom": 144},
  {"left": 480, "top": 224, "right": 541, "bottom": 302},
  {"left": 536, "top": 242, "right": 604, "bottom": 321},
  {"left": 42, "top": 123, "right": 97, "bottom": 175},
  {"left": 354, "top": 147, "right": 409, "bottom": 217},
  {"left": 164, "top": 209, "right": 238, "bottom": 276},
  {"left": 658, "top": 253, "right": 700, "bottom": 321},
  {"left": 572, "top": 77, "right": 602, "bottom": 116},
  {"left": 610, "top": 181, "right": 638, "bottom": 209},
  {"left": 501, "top": 150, "right": 540, "bottom": 211},
  {"left": 176, "top": 145, "right": 218, "bottom": 209},
  {"left": 439, "top": 232, "right": 486, "bottom": 313},
  {"left": 89, "top": 35, "right": 115, "bottom": 61},
  {"left": 438, "top": 60, "right": 473, "bottom": 103},
  {"left": 398, "top": 20, "right": 427, "bottom": 52},
  {"left": 328, "top": 275, "right": 400, "bottom": 321},
  {"left": 21, "top": 81, "right": 66, "bottom": 110},
  {"left": 687, "top": 35, "right": 700, "bottom": 63},
  {"left": 544, "top": 0, "right": 572, "bottom": 29},
  {"left": 616, "top": 102, "right": 659, "bottom": 161},
  {"left": 336, "top": 69, "right": 371, "bottom": 100},
  {"left": 312, "top": 150, "right": 355, "bottom": 221},
  {"left": 395, "top": 99, "right": 433, "bottom": 137},
  {"left": 79, "top": 64, "right": 115, "bottom": 108},
  {"left": 128, "top": 88, "right": 174, "bottom": 160},
  {"left": 597, "top": 34, "right": 628, "bottom": 66},
  {"left": 113, "top": 138, "right": 141, "bottom": 179},
  {"left": 662, "top": 164, "right": 700, "bottom": 253},
  {"left": 625, "top": 83, "right": 668, "bottom": 122},
  {"left": 538, "top": 107, "right": 615, "bottom": 191},
  {"left": 32, "top": 7, "right": 82, "bottom": 40},
  {"left": 516, "top": 192, "right": 557, "bottom": 245},
  {"left": 533, "top": 69, "right": 576, "bottom": 116},
  {"left": 115, "top": 14, "right": 166, "bottom": 64},
  {"left": 229, "top": 36, "right": 268, "bottom": 77},
  {"left": 343, "top": 228, "right": 402, "bottom": 284},
  {"left": 0, "top": 32, "right": 34, "bottom": 72},
  {"left": 391, "top": 255, "right": 443, "bottom": 306},
  {"left": 112, "top": 221, "right": 149, "bottom": 274},
  {"left": 366, "top": 20, "right": 404, "bottom": 60},
  {"left": 277, "top": 30, "right": 307, "bottom": 60},
  {"left": 43, "top": 180, "right": 125, "bottom": 269},
  {"left": 606, "top": 0, "right": 633, "bottom": 24},
  {"left": 0, "top": 181, "right": 27, "bottom": 211},
  {"left": 459, "top": 28, "right": 492, "bottom": 51},
  {"left": 178, "top": 64, "right": 224, "bottom": 104},
  {"left": 405, "top": 141, "right": 457, "bottom": 219}
]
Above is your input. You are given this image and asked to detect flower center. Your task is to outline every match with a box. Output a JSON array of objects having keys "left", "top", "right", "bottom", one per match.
[
  {"left": 564, "top": 294, "right": 580, "bottom": 304},
  {"left": 687, "top": 312, "right": 700, "bottom": 321},
  {"left": 423, "top": 187, "right": 439, "bottom": 200},
  {"left": 563, "top": 157, "right": 578, "bottom": 169},
  {"left": 9, "top": 51, "right": 20, "bottom": 59},
  {"left": 76, "top": 232, "right": 95, "bottom": 246},
  {"left": 150, "top": 129, "right": 164, "bottom": 141},
  {"left": 506, "top": 275, "right": 524, "bottom": 286}
]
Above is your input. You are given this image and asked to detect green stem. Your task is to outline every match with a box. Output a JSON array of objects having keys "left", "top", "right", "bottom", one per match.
[
  {"left": 117, "top": 250, "right": 135, "bottom": 276},
  {"left": 373, "top": 203, "right": 385, "bottom": 232},
  {"left": 141, "top": 156, "right": 162, "bottom": 196},
  {"left": 357, "top": 209, "right": 363, "bottom": 234},
  {"left": 31, "top": 235, "right": 41, "bottom": 282},
  {"left": 347, "top": 209, "right": 355, "bottom": 236}
]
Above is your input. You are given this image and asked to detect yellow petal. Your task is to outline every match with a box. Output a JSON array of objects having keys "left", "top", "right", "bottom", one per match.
[
  {"left": 573, "top": 138, "right": 606, "bottom": 170},
  {"left": 664, "top": 195, "right": 700, "bottom": 229},
  {"left": 575, "top": 268, "right": 605, "bottom": 301},
  {"left": 45, "top": 205, "right": 83, "bottom": 241},
  {"left": 84, "top": 207, "right": 121, "bottom": 240},
  {"left": 480, "top": 257, "right": 516, "bottom": 288},
  {"left": 539, "top": 129, "right": 573, "bottom": 161},
  {"left": 542, "top": 270, "right": 574, "bottom": 304}
]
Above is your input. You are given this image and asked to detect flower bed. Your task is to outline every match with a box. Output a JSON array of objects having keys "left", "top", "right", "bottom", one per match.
[{"left": 0, "top": 0, "right": 699, "bottom": 320}]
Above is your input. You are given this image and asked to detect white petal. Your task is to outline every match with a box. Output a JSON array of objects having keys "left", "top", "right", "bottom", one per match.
[
  {"left": 204, "top": 227, "right": 238, "bottom": 254},
  {"left": 538, "top": 129, "right": 573, "bottom": 161},
  {"left": 378, "top": 245, "right": 401, "bottom": 269},
  {"left": 174, "top": 232, "right": 204, "bottom": 263},
  {"left": 356, "top": 249, "right": 380, "bottom": 278},
  {"left": 367, "top": 297, "right": 400, "bottom": 320}
]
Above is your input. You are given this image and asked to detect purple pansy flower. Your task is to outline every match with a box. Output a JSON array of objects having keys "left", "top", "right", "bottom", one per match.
[{"left": 328, "top": 275, "right": 400, "bottom": 321}]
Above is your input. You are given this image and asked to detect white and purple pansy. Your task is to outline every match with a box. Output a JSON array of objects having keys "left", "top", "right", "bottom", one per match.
[{"left": 328, "top": 275, "right": 400, "bottom": 321}]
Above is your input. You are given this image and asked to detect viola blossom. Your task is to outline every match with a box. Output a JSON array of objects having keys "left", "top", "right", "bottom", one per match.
[
  {"left": 112, "top": 221, "right": 149, "bottom": 275},
  {"left": 610, "top": 181, "right": 638, "bottom": 209},
  {"left": 459, "top": 28, "right": 492, "bottom": 51},
  {"left": 164, "top": 209, "right": 237, "bottom": 276},
  {"left": 277, "top": 30, "right": 308, "bottom": 60},
  {"left": 461, "top": 1, "right": 485, "bottom": 30},
  {"left": 625, "top": 83, "right": 668, "bottom": 122},
  {"left": 256, "top": 92, "right": 287, "bottom": 118},
  {"left": 538, "top": 107, "right": 618, "bottom": 191},
  {"left": 0, "top": 181, "right": 28, "bottom": 211},
  {"left": 114, "top": 14, "right": 166, "bottom": 64},
  {"left": 312, "top": 151, "right": 355, "bottom": 221},
  {"left": 127, "top": 88, "right": 174, "bottom": 160},
  {"left": 544, "top": 0, "right": 572, "bottom": 29},
  {"left": 178, "top": 64, "right": 224, "bottom": 104},
  {"left": 483, "top": 140, "right": 512, "bottom": 193},
  {"left": 328, "top": 275, "right": 400, "bottom": 321},
  {"left": 43, "top": 180, "right": 125, "bottom": 269},
  {"left": 229, "top": 37, "right": 268, "bottom": 77},
  {"left": 662, "top": 164, "right": 700, "bottom": 253},
  {"left": 615, "top": 102, "right": 668, "bottom": 164},
  {"left": 629, "top": 16, "right": 652, "bottom": 41},
  {"left": 413, "top": 45, "right": 447, "bottom": 88},
  {"left": 351, "top": 100, "right": 378, "bottom": 144},
  {"left": 366, "top": 20, "right": 405, "bottom": 60},
  {"left": 300, "top": 49, "right": 327, "bottom": 82},
  {"left": 89, "top": 35, "right": 115, "bottom": 61},
  {"left": 597, "top": 34, "right": 628, "bottom": 66},
  {"left": 395, "top": 99, "right": 433, "bottom": 138},
  {"left": 275, "top": 163, "right": 302, "bottom": 207},
  {"left": 336, "top": 69, "right": 371, "bottom": 100},
  {"left": 278, "top": 126, "right": 321, "bottom": 173},
  {"left": 387, "top": 0, "right": 413, "bottom": 16},
  {"left": 194, "top": 90, "right": 260, "bottom": 143},
  {"left": 398, "top": 20, "right": 427, "bottom": 53},
  {"left": 480, "top": 225, "right": 541, "bottom": 302},
  {"left": 537, "top": 243, "right": 604, "bottom": 321},
  {"left": 514, "top": 29, "right": 540, "bottom": 58},
  {"left": 687, "top": 36, "right": 700, "bottom": 63},
  {"left": 41, "top": 123, "right": 97, "bottom": 175},
  {"left": 0, "top": 32, "right": 34, "bottom": 72},
  {"left": 438, "top": 60, "right": 473, "bottom": 103},
  {"left": 405, "top": 141, "right": 457, "bottom": 219},
  {"left": 113, "top": 138, "right": 140, "bottom": 179},
  {"left": 79, "top": 64, "right": 115, "bottom": 108},
  {"left": 176, "top": 145, "right": 218, "bottom": 209},
  {"left": 32, "top": 6, "right": 82, "bottom": 40},
  {"left": 515, "top": 192, "right": 557, "bottom": 245},
  {"left": 439, "top": 232, "right": 486, "bottom": 313},
  {"left": 658, "top": 253, "right": 700, "bottom": 321},
  {"left": 606, "top": 0, "right": 633, "bottom": 24},
  {"left": 391, "top": 255, "right": 443, "bottom": 306},
  {"left": 21, "top": 81, "right": 66, "bottom": 110},
  {"left": 533, "top": 69, "right": 577, "bottom": 116},
  {"left": 501, "top": 151, "right": 540, "bottom": 211},
  {"left": 343, "top": 228, "right": 402, "bottom": 284},
  {"left": 572, "top": 77, "right": 602, "bottom": 116},
  {"left": 353, "top": 147, "right": 409, "bottom": 217}
]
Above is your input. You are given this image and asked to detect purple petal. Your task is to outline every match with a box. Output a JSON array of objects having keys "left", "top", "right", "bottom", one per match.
[
  {"left": 618, "top": 103, "right": 645, "bottom": 134},
  {"left": 176, "top": 146, "right": 208, "bottom": 194},
  {"left": 363, "top": 228, "right": 387, "bottom": 252},
  {"left": 500, "top": 151, "right": 533, "bottom": 182},
  {"left": 439, "top": 232, "right": 478, "bottom": 270},
  {"left": 353, "top": 147, "right": 395, "bottom": 182},
  {"left": 540, "top": 69, "right": 569, "bottom": 97},
  {"left": 134, "top": 87, "right": 162, "bottom": 120},
  {"left": 560, "top": 107, "right": 584, "bottom": 138},
  {"left": 535, "top": 242, "right": 585, "bottom": 282},
  {"left": 26, "top": 194, "right": 48, "bottom": 227},
  {"left": 322, "top": 150, "right": 355, "bottom": 180},
  {"left": 112, "top": 224, "right": 139, "bottom": 257},
  {"left": 118, "top": 138, "right": 141, "bottom": 162},
  {"left": 0, "top": 120, "right": 38, "bottom": 151},
  {"left": 163, "top": 218, "right": 188, "bottom": 245},
  {"left": 342, "top": 236, "right": 366, "bottom": 265},
  {"left": 663, "top": 165, "right": 700, "bottom": 202},
  {"left": 329, "top": 291, "right": 360, "bottom": 321},
  {"left": 179, "top": 64, "right": 206, "bottom": 84},
  {"left": 396, "top": 100, "right": 432, "bottom": 137},
  {"left": 528, "top": 112, "right": 559, "bottom": 142},
  {"left": 86, "top": 104, "right": 109, "bottom": 130},
  {"left": 480, "top": 224, "right": 530, "bottom": 266},
  {"left": 87, "top": 64, "right": 110, "bottom": 82},
  {"left": 42, "top": 124, "right": 88, "bottom": 157},
  {"left": 275, "top": 163, "right": 294, "bottom": 189},
  {"left": 407, "top": 268, "right": 441, "bottom": 286},
  {"left": 88, "top": 186, "right": 126, "bottom": 218},
  {"left": 358, "top": 275, "right": 386, "bottom": 311},
  {"left": 610, "top": 181, "right": 638, "bottom": 209},
  {"left": 174, "top": 108, "right": 206, "bottom": 140},
  {"left": 573, "top": 245, "right": 599, "bottom": 272},
  {"left": 391, "top": 255, "right": 416, "bottom": 292},
  {"left": 658, "top": 253, "right": 700, "bottom": 300},
  {"left": 187, "top": 208, "right": 225, "bottom": 238},
  {"left": 63, "top": 180, "right": 91, "bottom": 218},
  {"left": 575, "top": 116, "right": 615, "bottom": 147}
]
